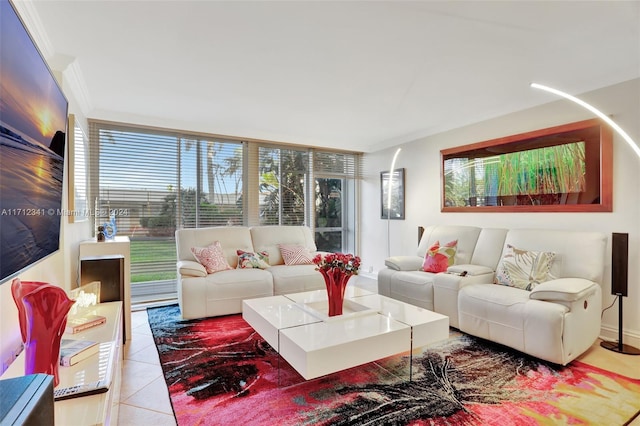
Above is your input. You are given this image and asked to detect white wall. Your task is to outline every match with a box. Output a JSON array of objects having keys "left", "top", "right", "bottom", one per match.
[
  {"left": 0, "top": 70, "right": 93, "bottom": 372},
  {"left": 360, "top": 79, "right": 640, "bottom": 348}
]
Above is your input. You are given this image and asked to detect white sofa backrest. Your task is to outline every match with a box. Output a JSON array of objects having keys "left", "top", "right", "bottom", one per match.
[
  {"left": 417, "top": 225, "right": 482, "bottom": 265},
  {"left": 469, "top": 228, "right": 509, "bottom": 270},
  {"left": 250, "top": 226, "right": 317, "bottom": 266},
  {"left": 175, "top": 226, "right": 254, "bottom": 268},
  {"left": 501, "top": 229, "right": 606, "bottom": 283}
]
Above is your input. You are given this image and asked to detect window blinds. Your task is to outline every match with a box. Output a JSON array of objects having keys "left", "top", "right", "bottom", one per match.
[
  {"left": 88, "top": 120, "right": 361, "bottom": 302},
  {"left": 88, "top": 121, "right": 245, "bottom": 234},
  {"left": 88, "top": 123, "right": 179, "bottom": 236}
]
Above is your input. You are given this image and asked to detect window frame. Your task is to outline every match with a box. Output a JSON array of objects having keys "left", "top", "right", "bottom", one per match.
[{"left": 68, "top": 114, "right": 89, "bottom": 223}]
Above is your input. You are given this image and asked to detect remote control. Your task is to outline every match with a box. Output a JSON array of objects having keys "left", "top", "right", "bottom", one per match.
[{"left": 54, "top": 380, "right": 109, "bottom": 401}]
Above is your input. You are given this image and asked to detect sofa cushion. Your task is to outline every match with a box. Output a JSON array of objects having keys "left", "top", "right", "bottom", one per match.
[
  {"left": 176, "top": 226, "right": 254, "bottom": 268},
  {"left": 179, "top": 269, "right": 274, "bottom": 320},
  {"left": 191, "top": 241, "right": 233, "bottom": 274},
  {"left": 268, "top": 264, "right": 325, "bottom": 294},
  {"left": 495, "top": 244, "right": 555, "bottom": 291},
  {"left": 500, "top": 229, "right": 605, "bottom": 283},
  {"left": 251, "top": 226, "right": 317, "bottom": 265},
  {"left": 388, "top": 270, "right": 437, "bottom": 311},
  {"left": 459, "top": 283, "right": 569, "bottom": 354},
  {"left": 278, "top": 244, "right": 315, "bottom": 265},
  {"left": 236, "top": 250, "right": 270, "bottom": 269},
  {"left": 422, "top": 240, "right": 457, "bottom": 273},
  {"left": 447, "top": 264, "right": 494, "bottom": 276},
  {"left": 417, "top": 226, "right": 481, "bottom": 265}
]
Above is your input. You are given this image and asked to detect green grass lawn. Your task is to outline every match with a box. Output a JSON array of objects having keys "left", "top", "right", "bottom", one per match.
[
  {"left": 132, "top": 272, "right": 176, "bottom": 283},
  {"left": 130, "top": 239, "right": 176, "bottom": 263},
  {"left": 130, "top": 239, "right": 177, "bottom": 283}
]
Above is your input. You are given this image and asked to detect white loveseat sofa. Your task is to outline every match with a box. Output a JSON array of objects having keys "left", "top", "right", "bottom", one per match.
[
  {"left": 378, "top": 225, "right": 607, "bottom": 365},
  {"left": 175, "top": 226, "right": 325, "bottom": 319}
]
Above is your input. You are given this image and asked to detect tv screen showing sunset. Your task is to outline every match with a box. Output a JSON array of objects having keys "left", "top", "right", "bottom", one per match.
[{"left": 0, "top": 0, "right": 68, "bottom": 281}]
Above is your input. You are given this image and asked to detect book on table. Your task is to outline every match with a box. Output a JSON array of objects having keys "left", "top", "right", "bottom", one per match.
[
  {"left": 65, "top": 314, "right": 107, "bottom": 334},
  {"left": 59, "top": 339, "right": 99, "bottom": 366}
]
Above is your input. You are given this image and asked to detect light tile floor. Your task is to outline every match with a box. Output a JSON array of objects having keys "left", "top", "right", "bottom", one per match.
[
  {"left": 117, "top": 279, "right": 640, "bottom": 425},
  {"left": 118, "top": 309, "right": 177, "bottom": 426}
]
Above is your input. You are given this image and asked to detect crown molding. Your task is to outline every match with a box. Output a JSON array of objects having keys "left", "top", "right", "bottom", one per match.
[
  {"left": 64, "top": 60, "right": 93, "bottom": 114},
  {"left": 12, "top": 1, "right": 92, "bottom": 115},
  {"left": 11, "top": 0, "right": 54, "bottom": 58}
]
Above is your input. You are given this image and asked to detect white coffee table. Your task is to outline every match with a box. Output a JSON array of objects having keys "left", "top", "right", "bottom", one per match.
[{"left": 242, "top": 287, "right": 449, "bottom": 380}]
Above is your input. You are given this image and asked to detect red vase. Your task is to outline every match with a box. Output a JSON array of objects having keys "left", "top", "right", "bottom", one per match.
[
  {"left": 321, "top": 269, "right": 351, "bottom": 316},
  {"left": 11, "top": 279, "right": 48, "bottom": 343},
  {"left": 11, "top": 278, "right": 75, "bottom": 387}
]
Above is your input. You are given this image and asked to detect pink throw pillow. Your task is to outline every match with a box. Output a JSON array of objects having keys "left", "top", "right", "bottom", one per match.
[
  {"left": 422, "top": 240, "right": 457, "bottom": 273},
  {"left": 278, "top": 244, "right": 314, "bottom": 265},
  {"left": 191, "top": 241, "right": 232, "bottom": 274}
]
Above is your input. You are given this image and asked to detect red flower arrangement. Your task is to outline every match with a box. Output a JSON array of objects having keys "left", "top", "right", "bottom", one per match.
[
  {"left": 313, "top": 252, "right": 361, "bottom": 275},
  {"left": 313, "top": 253, "right": 361, "bottom": 316}
]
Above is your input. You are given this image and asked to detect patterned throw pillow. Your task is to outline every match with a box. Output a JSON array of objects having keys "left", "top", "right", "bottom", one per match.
[
  {"left": 422, "top": 240, "right": 457, "bottom": 273},
  {"left": 190, "top": 241, "right": 232, "bottom": 274},
  {"left": 495, "top": 244, "right": 556, "bottom": 291},
  {"left": 278, "top": 244, "right": 315, "bottom": 265},
  {"left": 236, "top": 250, "right": 270, "bottom": 269}
]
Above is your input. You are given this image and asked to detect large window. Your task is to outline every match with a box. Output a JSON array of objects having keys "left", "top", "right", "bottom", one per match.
[
  {"left": 258, "top": 147, "right": 309, "bottom": 226},
  {"left": 180, "top": 138, "right": 243, "bottom": 228},
  {"left": 313, "top": 152, "right": 358, "bottom": 253},
  {"left": 89, "top": 121, "right": 360, "bottom": 304},
  {"left": 89, "top": 124, "right": 180, "bottom": 304}
]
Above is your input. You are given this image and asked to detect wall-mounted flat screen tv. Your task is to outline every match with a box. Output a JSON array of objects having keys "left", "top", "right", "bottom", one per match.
[{"left": 0, "top": 0, "right": 68, "bottom": 283}]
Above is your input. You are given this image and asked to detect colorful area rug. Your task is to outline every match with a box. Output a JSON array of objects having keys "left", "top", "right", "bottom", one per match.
[{"left": 148, "top": 304, "right": 640, "bottom": 426}]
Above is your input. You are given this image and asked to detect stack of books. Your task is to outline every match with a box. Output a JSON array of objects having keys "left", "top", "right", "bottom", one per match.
[
  {"left": 65, "top": 314, "right": 107, "bottom": 334},
  {"left": 59, "top": 339, "right": 99, "bottom": 366}
]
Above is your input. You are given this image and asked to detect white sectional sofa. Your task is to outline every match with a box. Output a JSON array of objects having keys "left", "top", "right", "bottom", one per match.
[
  {"left": 175, "top": 226, "right": 325, "bottom": 319},
  {"left": 378, "top": 225, "right": 607, "bottom": 365}
]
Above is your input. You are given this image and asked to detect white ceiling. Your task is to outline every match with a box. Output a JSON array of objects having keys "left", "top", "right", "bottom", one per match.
[{"left": 16, "top": 0, "right": 640, "bottom": 152}]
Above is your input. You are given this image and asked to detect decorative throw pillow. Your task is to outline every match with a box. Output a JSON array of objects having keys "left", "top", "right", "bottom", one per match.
[
  {"left": 495, "top": 244, "right": 556, "bottom": 291},
  {"left": 422, "top": 240, "right": 458, "bottom": 273},
  {"left": 190, "top": 241, "right": 232, "bottom": 274},
  {"left": 236, "top": 250, "right": 270, "bottom": 269},
  {"left": 278, "top": 244, "right": 315, "bottom": 265}
]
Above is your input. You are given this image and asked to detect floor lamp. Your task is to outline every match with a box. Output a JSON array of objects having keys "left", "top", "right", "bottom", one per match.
[
  {"left": 531, "top": 82, "right": 640, "bottom": 355},
  {"left": 387, "top": 148, "right": 402, "bottom": 258}
]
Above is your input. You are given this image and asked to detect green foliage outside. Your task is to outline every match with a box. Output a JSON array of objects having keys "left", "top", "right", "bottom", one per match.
[
  {"left": 259, "top": 148, "right": 306, "bottom": 225},
  {"left": 141, "top": 187, "right": 243, "bottom": 234},
  {"left": 315, "top": 178, "right": 343, "bottom": 252}
]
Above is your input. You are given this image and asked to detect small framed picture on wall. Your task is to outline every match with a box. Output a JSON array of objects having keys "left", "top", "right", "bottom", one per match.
[{"left": 381, "top": 168, "right": 405, "bottom": 220}]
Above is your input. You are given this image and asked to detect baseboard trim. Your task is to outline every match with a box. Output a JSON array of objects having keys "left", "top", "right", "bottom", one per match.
[
  {"left": 599, "top": 324, "right": 640, "bottom": 350},
  {"left": 357, "top": 271, "right": 377, "bottom": 280}
]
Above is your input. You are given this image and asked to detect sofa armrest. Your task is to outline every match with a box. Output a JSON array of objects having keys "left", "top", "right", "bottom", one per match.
[
  {"left": 385, "top": 256, "right": 423, "bottom": 271},
  {"left": 529, "top": 278, "right": 598, "bottom": 302},
  {"left": 177, "top": 260, "right": 207, "bottom": 277}
]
